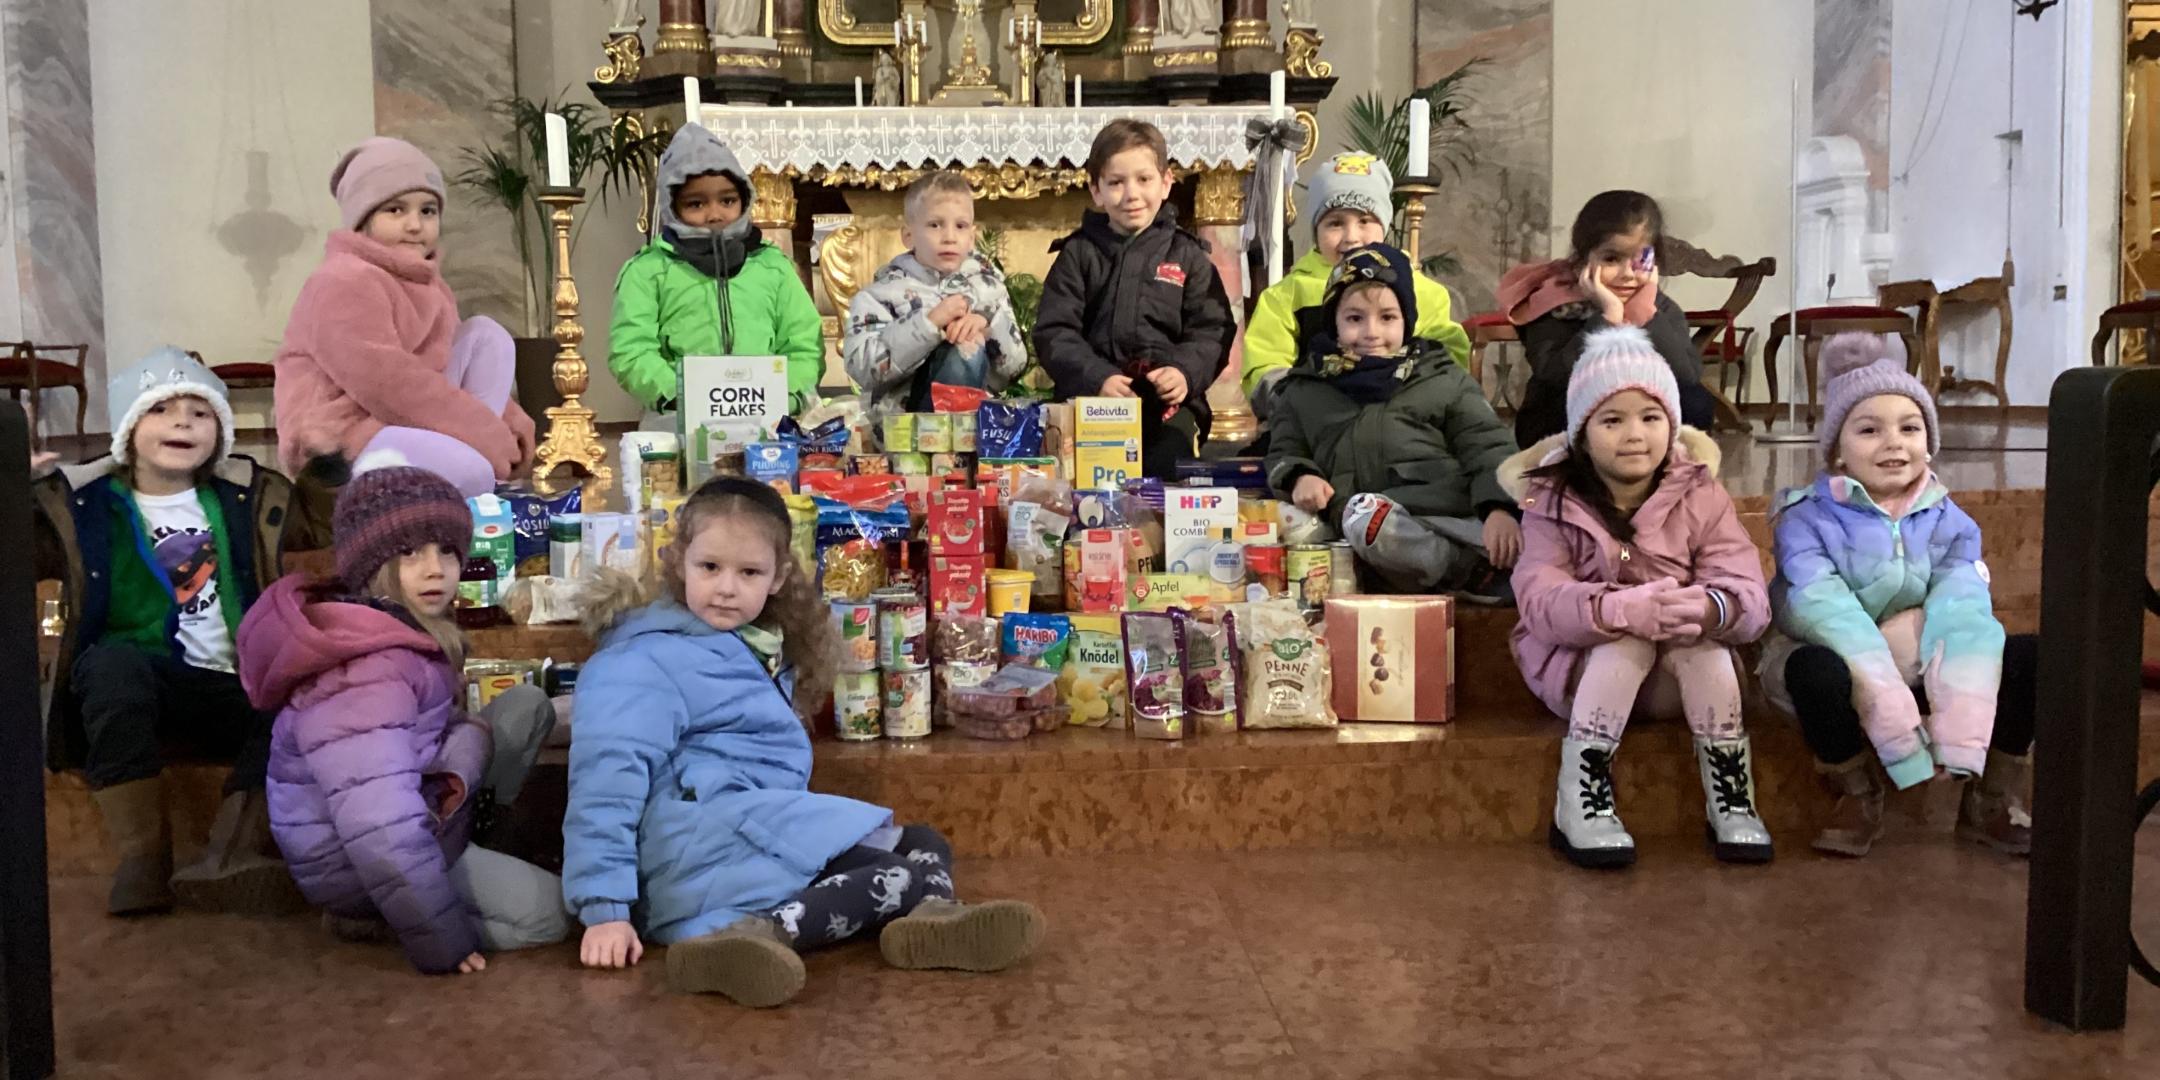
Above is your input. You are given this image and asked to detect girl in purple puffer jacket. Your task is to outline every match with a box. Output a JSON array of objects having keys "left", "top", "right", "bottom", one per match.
[{"left": 237, "top": 466, "right": 567, "bottom": 974}]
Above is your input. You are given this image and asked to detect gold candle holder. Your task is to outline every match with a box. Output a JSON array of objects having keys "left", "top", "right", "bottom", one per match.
[
  {"left": 898, "top": 15, "right": 928, "bottom": 105},
  {"left": 1395, "top": 178, "right": 1438, "bottom": 265},
  {"left": 532, "top": 187, "right": 614, "bottom": 495}
]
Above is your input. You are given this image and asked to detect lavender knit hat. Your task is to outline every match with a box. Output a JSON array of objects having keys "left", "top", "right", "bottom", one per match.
[
  {"left": 1564, "top": 326, "right": 1682, "bottom": 446},
  {"left": 330, "top": 136, "right": 446, "bottom": 232},
  {"left": 333, "top": 465, "right": 472, "bottom": 592},
  {"left": 1815, "top": 332, "right": 1939, "bottom": 460}
]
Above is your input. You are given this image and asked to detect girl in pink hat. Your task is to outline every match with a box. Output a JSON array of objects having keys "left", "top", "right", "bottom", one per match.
[{"left": 273, "top": 136, "right": 535, "bottom": 496}]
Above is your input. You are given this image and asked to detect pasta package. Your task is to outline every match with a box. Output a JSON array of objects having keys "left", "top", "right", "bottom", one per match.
[{"left": 1233, "top": 600, "right": 1338, "bottom": 729}]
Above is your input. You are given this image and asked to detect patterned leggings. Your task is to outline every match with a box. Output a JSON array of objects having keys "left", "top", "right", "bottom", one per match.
[
  {"left": 766, "top": 824, "right": 956, "bottom": 951},
  {"left": 1565, "top": 636, "right": 1746, "bottom": 743}
]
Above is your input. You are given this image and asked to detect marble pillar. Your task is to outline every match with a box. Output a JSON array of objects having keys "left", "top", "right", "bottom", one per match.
[
  {"left": 649, "top": 0, "right": 715, "bottom": 77},
  {"left": 3, "top": 0, "right": 105, "bottom": 435},
  {"left": 1218, "top": 0, "right": 1277, "bottom": 75},
  {"left": 774, "top": 0, "right": 813, "bottom": 80},
  {"left": 1124, "top": 0, "right": 1159, "bottom": 77},
  {"left": 370, "top": 0, "right": 526, "bottom": 335}
]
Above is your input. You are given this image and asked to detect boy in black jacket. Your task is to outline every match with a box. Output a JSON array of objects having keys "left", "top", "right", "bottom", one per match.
[{"left": 1034, "top": 119, "right": 1236, "bottom": 478}]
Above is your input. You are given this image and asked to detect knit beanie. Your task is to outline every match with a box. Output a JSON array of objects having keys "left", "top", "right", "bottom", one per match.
[
  {"left": 1565, "top": 326, "right": 1682, "bottom": 445},
  {"left": 107, "top": 347, "right": 235, "bottom": 467},
  {"left": 333, "top": 465, "right": 472, "bottom": 593},
  {"left": 330, "top": 136, "right": 447, "bottom": 232},
  {"left": 1305, "top": 152, "right": 1394, "bottom": 242},
  {"left": 1815, "top": 332, "right": 1940, "bottom": 460},
  {"left": 1321, "top": 243, "right": 1419, "bottom": 333}
]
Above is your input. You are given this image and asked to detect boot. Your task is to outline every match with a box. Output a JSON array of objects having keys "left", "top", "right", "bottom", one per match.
[
  {"left": 171, "top": 789, "right": 309, "bottom": 914},
  {"left": 1695, "top": 736, "right": 1774, "bottom": 864},
  {"left": 92, "top": 776, "right": 174, "bottom": 916},
  {"left": 665, "top": 916, "right": 806, "bottom": 1007},
  {"left": 1548, "top": 736, "right": 1635, "bottom": 869},
  {"left": 1812, "top": 754, "right": 1887, "bottom": 858},
  {"left": 879, "top": 898, "right": 1046, "bottom": 972},
  {"left": 1956, "top": 749, "right": 2033, "bottom": 857}
]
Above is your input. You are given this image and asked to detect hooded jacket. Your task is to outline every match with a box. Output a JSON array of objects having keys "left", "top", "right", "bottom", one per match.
[
  {"left": 1241, "top": 248, "right": 1471, "bottom": 406},
  {"left": 1032, "top": 205, "right": 1235, "bottom": 439},
  {"left": 608, "top": 125, "right": 825, "bottom": 413},
  {"left": 1495, "top": 259, "right": 1710, "bottom": 446},
  {"left": 842, "top": 251, "right": 1029, "bottom": 432},
  {"left": 239, "top": 575, "right": 489, "bottom": 974},
  {"left": 1499, "top": 428, "right": 1770, "bottom": 718}
]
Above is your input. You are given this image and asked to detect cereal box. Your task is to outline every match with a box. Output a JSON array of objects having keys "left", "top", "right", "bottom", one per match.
[{"left": 1072, "top": 397, "right": 1141, "bottom": 490}]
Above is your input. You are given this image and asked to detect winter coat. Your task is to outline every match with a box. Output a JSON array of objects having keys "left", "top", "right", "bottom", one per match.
[
  {"left": 562, "top": 600, "right": 893, "bottom": 945},
  {"left": 607, "top": 126, "right": 825, "bottom": 412},
  {"left": 1499, "top": 268, "right": 1711, "bottom": 447},
  {"left": 33, "top": 455, "right": 326, "bottom": 772},
  {"left": 1264, "top": 337, "right": 1516, "bottom": 527},
  {"left": 1033, "top": 205, "right": 1236, "bottom": 439},
  {"left": 842, "top": 252, "right": 1029, "bottom": 431},
  {"left": 1499, "top": 427, "right": 1770, "bottom": 718},
  {"left": 274, "top": 230, "right": 536, "bottom": 478},
  {"left": 1759, "top": 473, "right": 2001, "bottom": 784},
  {"left": 1241, "top": 248, "right": 1472, "bottom": 404},
  {"left": 238, "top": 575, "right": 490, "bottom": 974}
]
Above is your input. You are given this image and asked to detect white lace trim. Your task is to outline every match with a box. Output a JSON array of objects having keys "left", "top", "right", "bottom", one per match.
[{"left": 692, "top": 105, "right": 1276, "bottom": 175}]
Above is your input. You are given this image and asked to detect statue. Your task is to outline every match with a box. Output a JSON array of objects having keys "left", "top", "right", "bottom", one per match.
[
  {"left": 1037, "top": 51, "right": 1066, "bottom": 107},
  {"left": 1281, "top": 0, "right": 1314, "bottom": 26},
  {"left": 605, "top": 0, "right": 641, "bottom": 32},
  {"left": 1164, "top": 0, "right": 1212, "bottom": 38},
  {"left": 872, "top": 49, "right": 902, "bottom": 106},
  {"left": 713, "top": 0, "right": 762, "bottom": 38}
]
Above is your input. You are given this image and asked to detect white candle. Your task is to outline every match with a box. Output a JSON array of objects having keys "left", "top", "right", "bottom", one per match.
[
  {"left": 1405, "top": 98, "right": 1431, "bottom": 178},
  {"left": 855, "top": 76, "right": 864, "bottom": 107},
  {"left": 1036, "top": 20, "right": 1043, "bottom": 46},
  {"left": 1074, "top": 75, "right": 1082, "bottom": 108},
  {"left": 1007, "top": 18, "right": 1015, "bottom": 46},
  {"left": 1268, "top": 70, "right": 1286, "bottom": 119},
  {"left": 895, "top": 20, "right": 902, "bottom": 45},
  {"left": 543, "top": 112, "right": 571, "bottom": 188},
  {"left": 683, "top": 76, "right": 702, "bottom": 122}
]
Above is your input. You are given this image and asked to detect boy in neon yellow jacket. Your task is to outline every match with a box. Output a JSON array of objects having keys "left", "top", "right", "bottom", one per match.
[
  {"left": 609, "top": 125, "right": 825, "bottom": 415},
  {"left": 1242, "top": 152, "right": 1469, "bottom": 419}
]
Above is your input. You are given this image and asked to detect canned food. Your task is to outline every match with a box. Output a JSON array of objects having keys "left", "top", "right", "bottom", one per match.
[
  {"left": 876, "top": 594, "right": 931, "bottom": 670},
  {"left": 882, "top": 413, "right": 916, "bottom": 453},
  {"left": 832, "top": 600, "right": 879, "bottom": 672},
  {"left": 834, "top": 672, "right": 882, "bottom": 740},
  {"left": 1287, "top": 543, "right": 1331, "bottom": 611},
  {"left": 1245, "top": 543, "right": 1287, "bottom": 599},
  {"left": 882, "top": 668, "right": 932, "bottom": 738},
  {"left": 1328, "top": 541, "right": 1358, "bottom": 597},
  {"left": 914, "top": 413, "right": 953, "bottom": 453}
]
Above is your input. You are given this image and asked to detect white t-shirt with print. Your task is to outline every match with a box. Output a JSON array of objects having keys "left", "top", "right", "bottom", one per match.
[{"left": 132, "top": 488, "right": 236, "bottom": 673}]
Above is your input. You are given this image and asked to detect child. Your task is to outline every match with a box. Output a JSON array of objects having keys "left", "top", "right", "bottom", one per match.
[
  {"left": 1035, "top": 118, "right": 1237, "bottom": 478},
  {"left": 1241, "top": 152, "right": 1471, "bottom": 419},
  {"left": 1760, "top": 334, "right": 2033, "bottom": 858},
  {"left": 842, "top": 170, "right": 1029, "bottom": 435},
  {"left": 275, "top": 136, "right": 536, "bottom": 497},
  {"left": 1500, "top": 327, "right": 1771, "bottom": 869},
  {"left": 1496, "top": 190, "right": 1715, "bottom": 447},
  {"left": 1264, "top": 243, "right": 1519, "bottom": 598},
  {"left": 564, "top": 477, "right": 1045, "bottom": 1007},
  {"left": 31, "top": 349, "right": 320, "bottom": 916},
  {"left": 610, "top": 124, "right": 826, "bottom": 418},
  {"left": 238, "top": 466, "right": 568, "bottom": 974}
]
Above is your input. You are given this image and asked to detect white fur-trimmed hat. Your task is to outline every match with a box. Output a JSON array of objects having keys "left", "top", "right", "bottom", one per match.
[{"left": 107, "top": 347, "right": 235, "bottom": 466}]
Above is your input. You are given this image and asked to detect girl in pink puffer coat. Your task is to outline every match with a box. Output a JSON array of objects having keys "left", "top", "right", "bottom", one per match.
[{"left": 1501, "top": 327, "right": 1771, "bottom": 871}]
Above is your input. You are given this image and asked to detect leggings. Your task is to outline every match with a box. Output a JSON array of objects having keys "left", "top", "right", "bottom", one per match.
[
  {"left": 356, "top": 316, "right": 515, "bottom": 497},
  {"left": 1784, "top": 634, "right": 2038, "bottom": 765},
  {"left": 1565, "top": 636, "right": 1746, "bottom": 743},
  {"left": 446, "top": 685, "right": 570, "bottom": 951},
  {"left": 766, "top": 824, "right": 956, "bottom": 951}
]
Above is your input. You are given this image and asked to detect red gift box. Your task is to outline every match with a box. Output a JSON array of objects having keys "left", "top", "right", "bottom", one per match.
[{"left": 1322, "top": 596, "right": 1455, "bottom": 723}]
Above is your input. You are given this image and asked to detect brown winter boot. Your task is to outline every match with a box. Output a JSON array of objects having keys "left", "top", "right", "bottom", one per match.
[
  {"left": 1957, "top": 749, "right": 2033, "bottom": 857},
  {"left": 92, "top": 776, "right": 174, "bottom": 916},
  {"left": 879, "top": 898, "right": 1046, "bottom": 972},
  {"left": 171, "top": 789, "right": 308, "bottom": 914},
  {"left": 666, "top": 916, "right": 806, "bottom": 1007},
  {"left": 1812, "top": 754, "right": 1887, "bottom": 858}
]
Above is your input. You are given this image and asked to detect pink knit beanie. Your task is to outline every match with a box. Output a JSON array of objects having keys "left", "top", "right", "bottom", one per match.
[
  {"left": 1815, "top": 332, "right": 1939, "bottom": 460},
  {"left": 1564, "top": 326, "right": 1682, "bottom": 447},
  {"left": 330, "top": 137, "right": 447, "bottom": 231}
]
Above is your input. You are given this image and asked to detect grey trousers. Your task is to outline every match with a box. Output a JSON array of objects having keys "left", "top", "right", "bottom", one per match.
[
  {"left": 447, "top": 685, "right": 570, "bottom": 951},
  {"left": 1340, "top": 494, "right": 1488, "bottom": 590}
]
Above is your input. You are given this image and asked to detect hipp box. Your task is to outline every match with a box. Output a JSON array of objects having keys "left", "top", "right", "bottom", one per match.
[{"left": 1163, "top": 486, "right": 1239, "bottom": 581}]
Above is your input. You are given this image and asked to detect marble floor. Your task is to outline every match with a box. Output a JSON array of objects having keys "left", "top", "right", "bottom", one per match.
[{"left": 38, "top": 827, "right": 2160, "bottom": 1080}]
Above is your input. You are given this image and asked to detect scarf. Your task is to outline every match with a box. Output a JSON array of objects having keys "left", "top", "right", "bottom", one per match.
[
  {"left": 1493, "top": 258, "right": 1660, "bottom": 328},
  {"left": 1317, "top": 349, "right": 1413, "bottom": 406},
  {"left": 663, "top": 221, "right": 765, "bottom": 280}
]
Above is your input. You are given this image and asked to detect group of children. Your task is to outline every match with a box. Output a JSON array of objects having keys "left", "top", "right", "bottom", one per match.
[{"left": 25, "top": 113, "right": 2031, "bottom": 1007}]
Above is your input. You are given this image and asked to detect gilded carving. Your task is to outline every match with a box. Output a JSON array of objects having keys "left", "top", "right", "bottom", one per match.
[
  {"left": 817, "top": 0, "right": 1109, "bottom": 46},
  {"left": 1220, "top": 17, "right": 1272, "bottom": 50},
  {"left": 595, "top": 30, "right": 646, "bottom": 84},
  {"left": 1284, "top": 27, "right": 1330, "bottom": 79},
  {"left": 1152, "top": 48, "right": 1218, "bottom": 68},
  {"left": 1192, "top": 166, "right": 1246, "bottom": 227},
  {"left": 751, "top": 167, "right": 798, "bottom": 228}
]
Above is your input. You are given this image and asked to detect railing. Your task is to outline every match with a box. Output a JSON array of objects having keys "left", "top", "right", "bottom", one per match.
[{"left": 0, "top": 400, "right": 54, "bottom": 1077}]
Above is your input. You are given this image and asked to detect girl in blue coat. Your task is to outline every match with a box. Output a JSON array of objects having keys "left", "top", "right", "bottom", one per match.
[{"left": 564, "top": 477, "right": 1045, "bottom": 1006}]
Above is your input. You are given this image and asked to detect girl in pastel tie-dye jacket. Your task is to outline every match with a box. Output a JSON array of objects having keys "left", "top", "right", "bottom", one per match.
[{"left": 1759, "top": 333, "right": 2034, "bottom": 861}]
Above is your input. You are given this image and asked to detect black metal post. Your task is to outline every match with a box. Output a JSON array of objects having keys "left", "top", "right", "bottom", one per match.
[
  {"left": 2025, "top": 366, "right": 2160, "bottom": 1031},
  {"left": 0, "top": 400, "right": 54, "bottom": 1078}
]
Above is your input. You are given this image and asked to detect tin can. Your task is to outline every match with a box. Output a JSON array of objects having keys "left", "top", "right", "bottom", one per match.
[
  {"left": 1286, "top": 543, "right": 1332, "bottom": 611},
  {"left": 1245, "top": 543, "right": 1287, "bottom": 599},
  {"left": 882, "top": 413, "right": 916, "bottom": 453},
  {"left": 832, "top": 600, "right": 879, "bottom": 672},
  {"left": 876, "top": 593, "right": 931, "bottom": 670},
  {"left": 834, "top": 672, "right": 882, "bottom": 740},
  {"left": 915, "top": 413, "right": 953, "bottom": 453},
  {"left": 1328, "top": 541, "right": 1358, "bottom": 597},
  {"left": 882, "top": 668, "right": 932, "bottom": 738}
]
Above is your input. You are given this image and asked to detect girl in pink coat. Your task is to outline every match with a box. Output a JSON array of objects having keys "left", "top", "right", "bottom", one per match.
[
  {"left": 274, "top": 137, "right": 535, "bottom": 497},
  {"left": 1500, "top": 326, "right": 1772, "bottom": 870}
]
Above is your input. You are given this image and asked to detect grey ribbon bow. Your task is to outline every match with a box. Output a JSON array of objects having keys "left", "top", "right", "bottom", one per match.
[{"left": 1243, "top": 116, "right": 1310, "bottom": 297}]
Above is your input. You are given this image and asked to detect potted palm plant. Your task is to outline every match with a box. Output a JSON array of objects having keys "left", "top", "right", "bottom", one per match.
[
  {"left": 455, "top": 94, "right": 661, "bottom": 412},
  {"left": 1341, "top": 58, "right": 1484, "bottom": 280}
]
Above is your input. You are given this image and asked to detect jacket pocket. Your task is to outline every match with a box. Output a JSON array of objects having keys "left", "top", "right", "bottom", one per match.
[
  {"left": 1387, "top": 456, "right": 1466, "bottom": 499},
  {"left": 736, "top": 815, "right": 826, "bottom": 878}
]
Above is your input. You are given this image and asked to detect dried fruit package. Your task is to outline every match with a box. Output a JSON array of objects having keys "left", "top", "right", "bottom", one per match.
[
  {"left": 1233, "top": 600, "right": 1338, "bottom": 729},
  {"left": 1121, "top": 612, "right": 1184, "bottom": 740},
  {"left": 1174, "top": 608, "right": 1241, "bottom": 734}
]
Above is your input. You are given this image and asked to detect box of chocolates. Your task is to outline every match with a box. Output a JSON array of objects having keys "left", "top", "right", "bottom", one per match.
[{"left": 1321, "top": 596, "right": 1455, "bottom": 723}]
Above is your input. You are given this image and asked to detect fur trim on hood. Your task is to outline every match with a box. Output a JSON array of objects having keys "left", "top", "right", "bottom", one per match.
[
  {"left": 1498, "top": 425, "right": 1722, "bottom": 503},
  {"left": 577, "top": 567, "right": 657, "bottom": 642}
]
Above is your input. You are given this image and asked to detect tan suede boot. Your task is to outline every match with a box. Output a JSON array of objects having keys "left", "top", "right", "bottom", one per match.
[
  {"left": 879, "top": 898, "right": 1046, "bottom": 972},
  {"left": 92, "top": 776, "right": 174, "bottom": 916},
  {"left": 1811, "top": 754, "right": 1887, "bottom": 858},
  {"left": 1957, "top": 749, "right": 2033, "bottom": 857},
  {"left": 171, "top": 789, "right": 309, "bottom": 914},
  {"left": 665, "top": 917, "right": 806, "bottom": 1007}
]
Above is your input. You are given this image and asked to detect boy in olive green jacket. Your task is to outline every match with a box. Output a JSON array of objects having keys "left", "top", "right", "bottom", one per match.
[{"left": 609, "top": 125, "right": 824, "bottom": 414}]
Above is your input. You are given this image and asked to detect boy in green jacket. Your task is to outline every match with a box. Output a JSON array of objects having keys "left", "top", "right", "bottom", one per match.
[
  {"left": 609, "top": 125, "right": 825, "bottom": 415},
  {"left": 1242, "top": 152, "right": 1470, "bottom": 419}
]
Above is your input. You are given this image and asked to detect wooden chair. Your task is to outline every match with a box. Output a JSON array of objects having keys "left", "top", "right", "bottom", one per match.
[
  {"left": 2092, "top": 296, "right": 2160, "bottom": 366},
  {"left": 0, "top": 341, "right": 89, "bottom": 439},
  {"left": 184, "top": 350, "right": 276, "bottom": 393},
  {"left": 1762, "top": 306, "right": 1918, "bottom": 427},
  {"left": 1882, "top": 258, "right": 2014, "bottom": 411},
  {"left": 1459, "top": 311, "right": 1512, "bottom": 406},
  {"left": 1662, "top": 238, "right": 1774, "bottom": 432}
]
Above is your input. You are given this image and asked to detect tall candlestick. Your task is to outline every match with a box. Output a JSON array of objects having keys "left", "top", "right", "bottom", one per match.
[
  {"left": 855, "top": 75, "right": 864, "bottom": 107},
  {"left": 544, "top": 112, "right": 571, "bottom": 187},
  {"left": 1405, "top": 98, "right": 1431, "bottom": 177},
  {"left": 1268, "top": 70, "right": 1286, "bottom": 118},
  {"left": 683, "top": 76, "right": 702, "bottom": 121}
]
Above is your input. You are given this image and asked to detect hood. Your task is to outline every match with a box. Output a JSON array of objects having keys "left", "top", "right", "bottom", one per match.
[
  {"left": 595, "top": 594, "right": 732, "bottom": 653},
  {"left": 1498, "top": 425, "right": 1721, "bottom": 503},
  {"left": 578, "top": 567, "right": 658, "bottom": 641},
  {"left": 655, "top": 124, "right": 756, "bottom": 247},
  {"left": 1773, "top": 470, "right": 1951, "bottom": 523},
  {"left": 876, "top": 251, "right": 997, "bottom": 290},
  {"left": 238, "top": 575, "right": 442, "bottom": 710}
]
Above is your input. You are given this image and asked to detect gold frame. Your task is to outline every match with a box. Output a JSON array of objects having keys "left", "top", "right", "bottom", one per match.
[{"left": 818, "top": 0, "right": 1110, "bottom": 46}]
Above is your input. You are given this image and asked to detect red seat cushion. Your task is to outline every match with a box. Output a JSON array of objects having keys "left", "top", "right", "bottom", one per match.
[
  {"left": 1684, "top": 309, "right": 1735, "bottom": 322},
  {"left": 211, "top": 362, "right": 277, "bottom": 381},
  {"left": 1459, "top": 311, "right": 1511, "bottom": 327},
  {"left": 0, "top": 357, "right": 86, "bottom": 386},
  {"left": 2103, "top": 296, "right": 2160, "bottom": 316}
]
